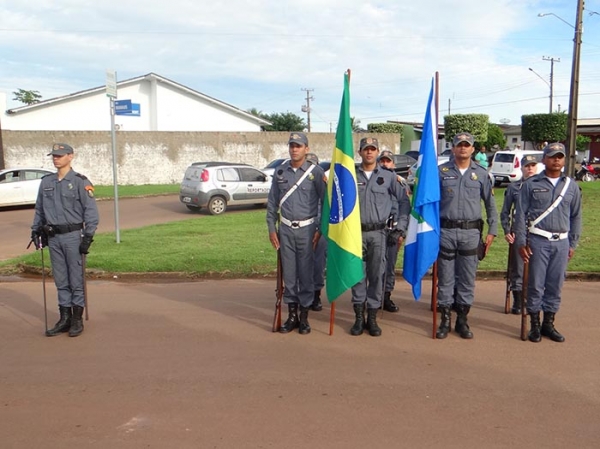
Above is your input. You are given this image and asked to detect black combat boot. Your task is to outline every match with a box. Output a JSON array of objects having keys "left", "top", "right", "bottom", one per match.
[
  {"left": 454, "top": 304, "right": 474, "bottom": 339},
  {"left": 299, "top": 306, "right": 311, "bottom": 335},
  {"left": 436, "top": 306, "right": 451, "bottom": 339},
  {"left": 279, "top": 304, "right": 299, "bottom": 334},
  {"left": 511, "top": 291, "right": 523, "bottom": 315},
  {"left": 365, "top": 308, "right": 382, "bottom": 337},
  {"left": 45, "top": 306, "right": 72, "bottom": 337},
  {"left": 383, "top": 291, "right": 399, "bottom": 313},
  {"left": 68, "top": 306, "right": 84, "bottom": 337},
  {"left": 311, "top": 290, "right": 323, "bottom": 312},
  {"left": 528, "top": 312, "right": 542, "bottom": 343},
  {"left": 541, "top": 312, "right": 565, "bottom": 342},
  {"left": 350, "top": 303, "right": 365, "bottom": 336}
]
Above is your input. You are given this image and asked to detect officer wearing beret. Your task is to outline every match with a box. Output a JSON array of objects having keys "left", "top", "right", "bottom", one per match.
[
  {"left": 500, "top": 154, "right": 540, "bottom": 314},
  {"left": 514, "top": 143, "right": 582, "bottom": 343},
  {"left": 350, "top": 138, "right": 410, "bottom": 337},
  {"left": 31, "top": 143, "right": 99, "bottom": 337},
  {"left": 266, "top": 133, "right": 327, "bottom": 335},
  {"left": 377, "top": 149, "right": 411, "bottom": 313},
  {"left": 436, "top": 132, "right": 497, "bottom": 339}
]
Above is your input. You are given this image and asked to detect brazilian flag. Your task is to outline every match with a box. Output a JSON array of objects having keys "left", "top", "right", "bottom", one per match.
[{"left": 321, "top": 72, "right": 363, "bottom": 302}]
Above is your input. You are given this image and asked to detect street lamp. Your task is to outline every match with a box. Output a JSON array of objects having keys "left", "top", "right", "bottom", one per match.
[
  {"left": 538, "top": 3, "right": 584, "bottom": 177},
  {"left": 528, "top": 67, "right": 552, "bottom": 113}
]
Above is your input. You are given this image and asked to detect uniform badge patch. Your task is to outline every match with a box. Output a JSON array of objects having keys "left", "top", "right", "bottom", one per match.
[
  {"left": 85, "top": 185, "right": 95, "bottom": 198},
  {"left": 442, "top": 167, "right": 449, "bottom": 172},
  {"left": 68, "top": 183, "right": 73, "bottom": 190},
  {"left": 471, "top": 173, "right": 478, "bottom": 181},
  {"left": 308, "top": 173, "right": 314, "bottom": 181}
]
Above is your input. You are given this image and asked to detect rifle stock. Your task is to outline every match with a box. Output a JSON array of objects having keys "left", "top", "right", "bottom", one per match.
[
  {"left": 520, "top": 258, "right": 529, "bottom": 341},
  {"left": 272, "top": 251, "right": 283, "bottom": 332},
  {"left": 505, "top": 243, "right": 512, "bottom": 314}
]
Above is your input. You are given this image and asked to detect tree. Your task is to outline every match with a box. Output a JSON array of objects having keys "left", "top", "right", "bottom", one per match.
[
  {"left": 521, "top": 113, "right": 567, "bottom": 147},
  {"left": 247, "top": 109, "right": 305, "bottom": 131},
  {"left": 576, "top": 135, "right": 591, "bottom": 153},
  {"left": 485, "top": 123, "right": 506, "bottom": 150},
  {"left": 351, "top": 117, "right": 362, "bottom": 132},
  {"left": 444, "top": 114, "right": 489, "bottom": 143},
  {"left": 12, "top": 89, "right": 42, "bottom": 105}
]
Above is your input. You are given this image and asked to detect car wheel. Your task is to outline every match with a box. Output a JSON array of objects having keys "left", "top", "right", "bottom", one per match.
[
  {"left": 186, "top": 205, "right": 200, "bottom": 212},
  {"left": 208, "top": 196, "right": 227, "bottom": 215},
  {"left": 582, "top": 173, "right": 594, "bottom": 182}
]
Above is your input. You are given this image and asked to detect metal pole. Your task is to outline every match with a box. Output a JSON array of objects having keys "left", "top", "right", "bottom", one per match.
[
  {"left": 110, "top": 97, "right": 121, "bottom": 243},
  {"left": 565, "top": 0, "right": 584, "bottom": 178}
]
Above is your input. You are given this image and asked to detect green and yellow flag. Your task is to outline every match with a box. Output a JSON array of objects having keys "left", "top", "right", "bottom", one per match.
[{"left": 321, "top": 72, "right": 363, "bottom": 302}]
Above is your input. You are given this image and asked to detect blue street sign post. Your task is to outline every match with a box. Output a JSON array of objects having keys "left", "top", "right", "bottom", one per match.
[{"left": 115, "top": 100, "right": 140, "bottom": 116}]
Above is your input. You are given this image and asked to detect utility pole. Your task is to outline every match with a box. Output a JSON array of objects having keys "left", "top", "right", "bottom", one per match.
[
  {"left": 448, "top": 98, "right": 451, "bottom": 115},
  {"left": 542, "top": 56, "right": 560, "bottom": 113},
  {"left": 565, "top": 0, "right": 584, "bottom": 178},
  {"left": 301, "top": 88, "right": 314, "bottom": 132}
]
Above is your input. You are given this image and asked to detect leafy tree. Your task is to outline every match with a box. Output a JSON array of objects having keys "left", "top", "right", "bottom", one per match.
[
  {"left": 485, "top": 123, "right": 506, "bottom": 150},
  {"left": 248, "top": 109, "right": 305, "bottom": 131},
  {"left": 351, "top": 117, "right": 362, "bottom": 132},
  {"left": 367, "top": 123, "right": 404, "bottom": 139},
  {"left": 444, "top": 114, "right": 489, "bottom": 143},
  {"left": 521, "top": 113, "right": 567, "bottom": 146},
  {"left": 12, "top": 88, "right": 42, "bottom": 105},
  {"left": 576, "top": 135, "right": 591, "bottom": 153}
]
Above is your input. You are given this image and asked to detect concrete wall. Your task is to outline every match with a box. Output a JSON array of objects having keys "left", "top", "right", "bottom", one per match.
[{"left": 2, "top": 131, "right": 401, "bottom": 185}]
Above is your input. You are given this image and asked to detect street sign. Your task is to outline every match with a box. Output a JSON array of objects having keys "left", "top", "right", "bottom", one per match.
[
  {"left": 106, "top": 70, "right": 117, "bottom": 98},
  {"left": 114, "top": 99, "right": 132, "bottom": 114}
]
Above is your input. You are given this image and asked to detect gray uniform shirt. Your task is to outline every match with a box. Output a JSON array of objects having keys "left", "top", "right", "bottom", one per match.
[
  {"left": 356, "top": 166, "right": 404, "bottom": 226},
  {"left": 32, "top": 169, "right": 99, "bottom": 236},
  {"left": 438, "top": 160, "right": 498, "bottom": 236},
  {"left": 514, "top": 172, "right": 582, "bottom": 249},
  {"left": 500, "top": 180, "right": 523, "bottom": 235},
  {"left": 266, "top": 160, "right": 326, "bottom": 233}
]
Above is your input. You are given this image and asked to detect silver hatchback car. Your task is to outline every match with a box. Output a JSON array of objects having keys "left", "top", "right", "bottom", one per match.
[{"left": 179, "top": 162, "right": 271, "bottom": 215}]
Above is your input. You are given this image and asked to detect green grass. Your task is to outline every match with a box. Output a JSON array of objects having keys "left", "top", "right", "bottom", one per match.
[
  {"left": 2, "top": 182, "right": 598, "bottom": 275},
  {"left": 94, "top": 184, "right": 180, "bottom": 199}
]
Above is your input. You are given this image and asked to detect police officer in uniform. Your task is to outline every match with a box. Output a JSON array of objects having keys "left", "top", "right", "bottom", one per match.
[
  {"left": 266, "top": 133, "right": 326, "bottom": 335},
  {"left": 31, "top": 143, "right": 99, "bottom": 337},
  {"left": 514, "top": 143, "right": 582, "bottom": 343},
  {"left": 377, "top": 150, "right": 411, "bottom": 312},
  {"left": 350, "top": 138, "right": 410, "bottom": 337},
  {"left": 436, "top": 132, "right": 497, "bottom": 339},
  {"left": 500, "top": 154, "right": 540, "bottom": 314}
]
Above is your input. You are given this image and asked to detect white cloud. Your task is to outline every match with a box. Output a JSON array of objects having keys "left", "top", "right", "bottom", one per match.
[{"left": 1, "top": 0, "right": 599, "bottom": 130}]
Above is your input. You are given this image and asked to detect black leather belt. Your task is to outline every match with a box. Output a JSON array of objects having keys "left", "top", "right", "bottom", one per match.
[
  {"left": 46, "top": 223, "right": 83, "bottom": 235},
  {"left": 441, "top": 219, "right": 482, "bottom": 230},
  {"left": 361, "top": 222, "right": 386, "bottom": 232}
]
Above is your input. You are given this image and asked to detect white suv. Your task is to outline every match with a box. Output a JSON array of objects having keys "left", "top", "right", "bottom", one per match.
[{"left": 179, "top": 162, "right": 271, "bottom": 215}]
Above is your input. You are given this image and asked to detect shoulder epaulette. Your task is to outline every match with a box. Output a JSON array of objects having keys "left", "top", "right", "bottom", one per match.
[{"left": 75, "top": 173, "right": 88, "bottom": 181}]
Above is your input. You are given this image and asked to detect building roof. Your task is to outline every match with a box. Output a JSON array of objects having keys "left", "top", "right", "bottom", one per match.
[{"left": 6, "top": 72, "right": 271, "bottom": 127}]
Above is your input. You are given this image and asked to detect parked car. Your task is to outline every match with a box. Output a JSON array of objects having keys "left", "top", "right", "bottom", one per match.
[
  {"left": 392, "top": 154, "right": 417, "bottom": 178},
  {"left": 490, "top": 150, "right": 544, "bottom": 186},
  {"left": 262, "top": 158, "right": 289, "bottom": 178},
  {"left": 179, "top": 162, "right": 271, "bottom": 215},
  {"left": 438, "top": 149, "right": 452, "bottom": 165},
  {"left": 404, "top": 150, "right": 420, "bottom": 161},
  {"left": 0, "top": 167, "right": 54, "bottom": 208}
]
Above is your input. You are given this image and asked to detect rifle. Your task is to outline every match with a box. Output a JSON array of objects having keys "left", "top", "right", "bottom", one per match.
[
  {"left": 271, "top": 250, "right": 283, "bottom": 332},
  {"left": 520, "top": 259, "right": 529, "bottom": 341},
  {"left": 504, "top": 243, "right": 512, "bottom": 314},
  {"left": 82, "top": 253, "right": 89, "bottom": 321}
]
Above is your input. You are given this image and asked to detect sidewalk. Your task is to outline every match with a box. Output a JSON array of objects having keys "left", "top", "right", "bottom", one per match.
[{"left": 1, "top": 278, "right": 598, "bottom": 448}]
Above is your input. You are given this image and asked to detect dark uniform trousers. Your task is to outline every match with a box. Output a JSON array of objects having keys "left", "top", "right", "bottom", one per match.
[
  {"left": 48, "top": 231, "right": 85, "bottom": 307},
  {"left": 351, "top": 229, "right": 386, "bottom": 309},
  {"left": 384, "top": 240, "right": 399, "bottom": 292},
  {"left": 279, "top": 222, "right": 316, "bottom": 308},
  {"left": 527, "top": 234, "right": 570, "bottom": 314},
  {"left": 437, "top": 228, "right": 480, "bottom": 307}
]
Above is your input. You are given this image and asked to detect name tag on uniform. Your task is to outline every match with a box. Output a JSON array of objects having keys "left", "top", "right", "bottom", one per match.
[
  {"left": 277, "top": 179, "right": 288, "bottom": 184},
  {"left": 357, "top": 182, "right": 366, "bottom": 186},
  {"left": 532, "top": 188, "right": 549, "bottom": 193},
  {"left": 43, "top": 187, "right": 54, "bottom": 191},
  {"left": 442, "top": 176, "right": 458, "bottom": 180}
]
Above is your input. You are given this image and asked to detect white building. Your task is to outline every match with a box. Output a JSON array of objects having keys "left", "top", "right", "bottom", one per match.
[{"left": 1, "top": 73, "right": 270, "bottom": 132}]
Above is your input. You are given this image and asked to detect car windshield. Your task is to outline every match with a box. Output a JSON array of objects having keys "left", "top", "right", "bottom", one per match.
[
  {"left": 264, "top": 159, "right": 286, "bottom": 169},
  {"left": 494, "top": 153, "right": 516, "bottom": 163}
]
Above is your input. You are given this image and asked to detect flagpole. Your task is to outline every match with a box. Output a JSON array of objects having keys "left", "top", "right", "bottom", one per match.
[{"left": 431, "top": 72, "right": 440, "bottom": 339}]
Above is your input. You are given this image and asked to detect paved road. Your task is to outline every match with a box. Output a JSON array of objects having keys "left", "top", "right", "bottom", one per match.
[
  {"left": 0, "top": 278, "right": 598, "bottom": 448},
  {"left": 0, "top": 195, "right": 201, "bottom": 260}
]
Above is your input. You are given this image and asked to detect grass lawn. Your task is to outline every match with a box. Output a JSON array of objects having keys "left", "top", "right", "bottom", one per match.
[{"left": 2, "top": 182, "right": 598, "bottom": 276}]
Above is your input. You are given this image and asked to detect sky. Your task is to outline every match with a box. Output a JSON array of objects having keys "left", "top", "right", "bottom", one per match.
[{"left": 1, "top": 0, "right": 600, "bottom": 132}]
